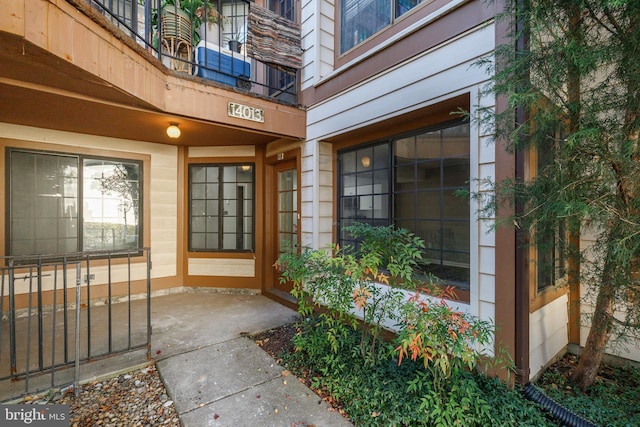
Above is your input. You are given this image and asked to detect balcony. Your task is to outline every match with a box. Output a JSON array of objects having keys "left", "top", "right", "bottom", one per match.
[{"left": 88, "top": 0, "right": 300, "bottom": 105}]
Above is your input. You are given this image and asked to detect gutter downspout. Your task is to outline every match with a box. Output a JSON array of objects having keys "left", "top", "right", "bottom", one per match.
[{"left": 514, "top": 0, "right": 530, "bottom": 385}]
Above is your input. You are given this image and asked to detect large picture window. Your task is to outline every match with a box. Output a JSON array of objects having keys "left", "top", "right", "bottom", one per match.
[
  {"left": 189, "top": 164, "right": 255, "bottom": 252},
  {"left": 338, "top": 121, "right": 470, "bottom": 288},
  {"left": 7, "top": 149, "right": 142, "bottom": 256}
]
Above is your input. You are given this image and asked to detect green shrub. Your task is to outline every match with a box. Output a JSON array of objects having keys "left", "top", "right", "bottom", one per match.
[
  {"left": 280, "top": 325, "right": 556, "bottom": 426},
  {"left": 278, "top": 223, "right": 495, "bottom": 379},
  {"left": 537, "top": 357, "right": 640, "bottom": 427}
]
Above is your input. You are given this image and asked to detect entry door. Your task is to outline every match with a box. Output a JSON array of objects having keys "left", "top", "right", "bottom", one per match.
[{"left": 274, "top": 160, "right": 299, "bottom": 292}]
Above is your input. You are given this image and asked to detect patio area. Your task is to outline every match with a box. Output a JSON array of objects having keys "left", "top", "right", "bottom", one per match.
[{"left": 0, "top": 290, "right": 353, "bottom": 426}]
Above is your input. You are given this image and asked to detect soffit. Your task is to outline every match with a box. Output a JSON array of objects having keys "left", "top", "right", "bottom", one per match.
[{"left": 326, "top": 93, "right": 470, "bottom": 147}]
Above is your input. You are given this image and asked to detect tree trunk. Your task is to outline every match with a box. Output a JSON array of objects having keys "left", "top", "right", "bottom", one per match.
[{"left": 571, "top": 278, "right": 615, "bottom": 390}]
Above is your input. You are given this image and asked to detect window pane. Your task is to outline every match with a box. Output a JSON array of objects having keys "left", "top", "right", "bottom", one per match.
[
  {"left": 442, "top": 123, "right": 470, "bottom": 157},
  {"left": 341, "top": 0, "right": 391, "bottom": 53},
  {"left": 223, "top": 166, "right": 237, "bottom": 181},
  {"left": 356, "top": 171, "right": 373, "bottom": 195},
  {"left": 416, "top": 131, "right": 441, "bottom": 160},
  {"left": 395, "top": 192, "right": 416, "bottom": 219},
  {"left": 191, "top": 166, "right": 207, "bottom": 182},
  {"left": 192, "top": 233, "right": 205, "bottom": 249},
  {"left": 357, "top": 147, "right": 373, "bottom": 172},
  {"left": 238, "top": 165, "right": 253, "bottom": 182},
  {"left": 192, "top": 200, "right": 206, "bottom": 216},
  {"left": 206, "top": 183, "right": 219, "bottom": 199},
  {"left": 442, "top": 159, "right": 469, "bottom": 188},
  {"left": 442, "top": 190, "right": 469, "bottom": 219},
  {"left": 9, "top": 150, "right": 79, "bottom": 256},
  {"left": 394, "top": 137, "right": 415, "bottom": 163},
  {"left": 395, "top": 0, "right": 425, "bottom": 17},
  {"left": 192, "top": 216, "right": 206, "bottom": 233},
  {"left": 83, "top": 159, "right": 141, "bottom": 251},
  {"left": 342, "top": 151, "right": 357, "bottom": 174},
  {"left": 373, "top": 144, "right": 389, "bottom": 169},
  {"left": 222, "top": 233, "right": 237, "bottom": 250},
  {"left": 395, "top": 163, "right": 416, "bottom": 188},
  {"left": 206, "top": 233, "right": 219, "bottom": 250},
  {"left": 372, "top": 194, "right": 389, "bottom": 219},
  {"left": 223, "top": 183, "right": 237, "bottom": 199}
]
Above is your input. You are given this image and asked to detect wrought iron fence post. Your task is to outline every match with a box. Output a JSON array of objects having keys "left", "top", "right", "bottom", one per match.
[
  {"left": 146, "top": 248, "right": 152, "bottom": 360},
  {"left": 74, "top": 263, "right": 81, "bottom": 398},
  {"left": 8, "top": 259, "right": 16, "bottom": 378},
  {"left": 37, "top": 258, "right": 43, "bottom": 372}
]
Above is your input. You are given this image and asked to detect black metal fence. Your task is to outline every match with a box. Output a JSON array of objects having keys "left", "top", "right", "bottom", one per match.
[
  {"left": 86, "top": 0, "right": 299, "bottom": 105},
  {"left": 0, "top": 248, "right": 151, "bottom": 401}
]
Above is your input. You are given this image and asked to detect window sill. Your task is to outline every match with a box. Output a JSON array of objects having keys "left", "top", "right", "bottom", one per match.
[
  {"left": 530, "top": 283, "right": 568, "bottom": 313},
  {"left": 188, "top": 252, "right": 255, "bottom": 259}
]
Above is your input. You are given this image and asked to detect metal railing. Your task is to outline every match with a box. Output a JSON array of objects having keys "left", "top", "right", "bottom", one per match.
[
  {"left": 0, "top": 248, "right": 151, "bottom": 401},
  {"left": 87, "top": 0, "right": 299, "bottom": 105}
]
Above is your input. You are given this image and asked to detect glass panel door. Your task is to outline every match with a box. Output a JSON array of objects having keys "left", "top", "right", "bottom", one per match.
[
  {"left": 274, "top": 162, "right": 298, "bottom": 292},
  {"left": 278, "top": 168, "right": 297, "bottom": 255}
]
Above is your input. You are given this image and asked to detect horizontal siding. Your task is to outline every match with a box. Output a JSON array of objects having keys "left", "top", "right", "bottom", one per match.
[
  {"left": 530, "top": 295, "right": 569, "bottom": 379},
  {"left": 317, "top": 142, "right": 333, "bottom": 249},
  {"left": 307, "top": 24, "right": 494, "bottom": 141},
  {"left": 189, "top": 146, "right": 255, "bottom": 158},
  {"left": 188, "top": 258, "right": 255, "bottom": 277},
  {"left": 580, "top": 227, "right": 640, "bottom": 363},
  {"left": 301, "top": 0, "right": 335, "bottom": 89}
]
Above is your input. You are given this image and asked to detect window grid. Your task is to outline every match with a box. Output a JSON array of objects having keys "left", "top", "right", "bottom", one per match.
[
  {"left": 337, "top": 121, "right": 470, "bottom": 288},
  {"left": 189, "top": 164, "right": 255, "bottom": 252}
]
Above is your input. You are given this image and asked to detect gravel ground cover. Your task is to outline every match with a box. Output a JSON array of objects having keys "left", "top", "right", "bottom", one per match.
[{"left": 23, "top": 364, "right": 179, "bottom": 427}]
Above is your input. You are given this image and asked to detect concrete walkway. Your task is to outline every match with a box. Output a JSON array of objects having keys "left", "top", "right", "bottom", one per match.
[
  {"left": 0, "top": 290, "right": 353, "bottom": 426},
  {"left": 151, "top": 291, "right": 353, "bottom": 427}
]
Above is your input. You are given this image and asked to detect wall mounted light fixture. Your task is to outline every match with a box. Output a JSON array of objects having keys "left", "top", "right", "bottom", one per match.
[
  {"left": 361, "top": 155, "right": 371, "bottom": 168},
  {"left": 166, "top": 123, "right": 181, "bottom": 138}
]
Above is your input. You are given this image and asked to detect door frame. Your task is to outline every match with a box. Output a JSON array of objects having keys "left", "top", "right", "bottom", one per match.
[{"left": 263, "top": 148, "right": 301, "bottom": 306}]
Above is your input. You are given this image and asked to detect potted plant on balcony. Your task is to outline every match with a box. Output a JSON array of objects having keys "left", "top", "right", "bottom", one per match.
[
  {"left": 153, "top": 0, "right": 194, "bottom": 72},
  {"left": 226, "top": 26, "right": 245, "bottom": 53},
  {"left": 194, "top": 1, "right": 227, "bottom": 46},
  {"left": 154, "top": 0, "right": 221, "bottom": 46},
  {"left": 157, "top": 0, "right": 192, "bottom": 41}
]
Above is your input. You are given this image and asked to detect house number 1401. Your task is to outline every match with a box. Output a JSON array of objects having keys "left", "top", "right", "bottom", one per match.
[{"left": 228, "top": 102, "right": 264, "bottom": 123}]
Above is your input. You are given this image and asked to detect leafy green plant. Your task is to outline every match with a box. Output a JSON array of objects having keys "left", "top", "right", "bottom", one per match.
[
  {"left": 395, "top": 288, "right": 494, "bottom": 393},
  {"left": 276, "top": 223, "right": 511, "bottom": 424},
  {"left": 277, "top": 223, "right": 430, "bottom": 364}
]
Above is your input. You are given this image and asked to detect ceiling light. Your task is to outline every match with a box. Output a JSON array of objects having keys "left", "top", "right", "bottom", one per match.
[
  {"left": 361, "top": 155, "right": 371, "bottom": 168},
  {"left": 166, "top": 123, "right": 181, "bottom": 138}
]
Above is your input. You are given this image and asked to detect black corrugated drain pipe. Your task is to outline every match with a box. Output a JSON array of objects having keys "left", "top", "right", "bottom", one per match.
[{"left": 523, "top": 383, "right": 599, "bottom": 427}]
